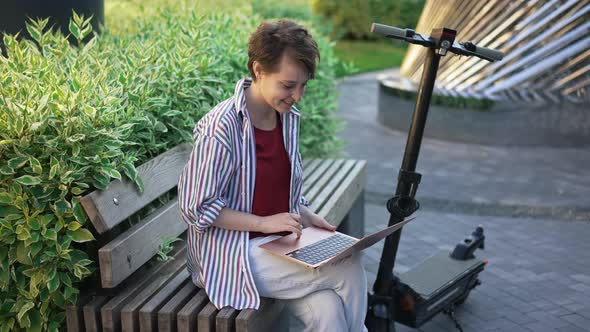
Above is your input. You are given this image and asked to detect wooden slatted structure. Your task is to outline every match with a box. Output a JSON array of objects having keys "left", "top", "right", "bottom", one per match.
[
  {"left": 66, "top": 143, "right": 366, "bottom": 332},
  {"left": 399, "top": 0, "right": 590, "bottom": 105}
]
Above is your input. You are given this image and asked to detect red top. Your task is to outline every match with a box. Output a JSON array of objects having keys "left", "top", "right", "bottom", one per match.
[{"left": 249, "top": 113, "right": 292, "bottom": 239}]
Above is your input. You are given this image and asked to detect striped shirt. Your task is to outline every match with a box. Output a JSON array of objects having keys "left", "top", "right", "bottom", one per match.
[{"left": 178, "top": 77, "right": 309, "bottom": 310}]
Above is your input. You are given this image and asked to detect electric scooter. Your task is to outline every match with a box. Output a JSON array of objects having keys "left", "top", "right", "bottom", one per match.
[{"left": 364, "top": 23, "right": 504, "bottom": 332}]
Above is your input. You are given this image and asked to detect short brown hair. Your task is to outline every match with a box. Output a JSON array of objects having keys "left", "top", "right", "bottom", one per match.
[{"left": 247, "top": 20, "right": 320, "bottom": 81}]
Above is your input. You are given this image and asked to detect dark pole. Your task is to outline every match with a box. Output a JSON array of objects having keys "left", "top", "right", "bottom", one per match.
[
  {"left": 400, "top": 49, "right": 440, "bottom": 179},
  {"left": 368, "top": 47, "right": 441, "bottom": 331}
]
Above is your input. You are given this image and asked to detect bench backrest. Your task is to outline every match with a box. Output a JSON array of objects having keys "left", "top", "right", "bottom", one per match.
[
  {"left": 81, "top": 143, "right": 191, "bottom": 288},
  {"left": 81, "top": 141, "right": 366, "bottom": 289},
  {"left": 81, "top": 143, "right": 192, "bottom": 234}
]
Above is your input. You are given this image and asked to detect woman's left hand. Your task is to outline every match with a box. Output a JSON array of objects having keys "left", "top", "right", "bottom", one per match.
[{"left": 304, "top": 212, "right": 337, "bottom": 231}]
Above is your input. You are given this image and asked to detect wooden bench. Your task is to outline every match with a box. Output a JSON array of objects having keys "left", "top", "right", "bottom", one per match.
[{"left": 66, "top": 143, "right": 366, "bottom": 332}]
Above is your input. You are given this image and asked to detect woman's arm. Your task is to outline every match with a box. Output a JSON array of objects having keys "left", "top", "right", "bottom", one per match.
[{"left": 213, "top": 207, "right": 303, "bottom": 237}]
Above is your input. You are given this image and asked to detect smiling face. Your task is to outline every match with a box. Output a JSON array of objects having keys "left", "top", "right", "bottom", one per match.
[{"left": 253, "top": 51, "right": 309, "bottom": 114}]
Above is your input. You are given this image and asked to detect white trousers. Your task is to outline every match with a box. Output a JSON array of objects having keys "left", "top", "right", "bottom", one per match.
[{"left": 248, "top": 235, "right": 369, "bottom": 332}]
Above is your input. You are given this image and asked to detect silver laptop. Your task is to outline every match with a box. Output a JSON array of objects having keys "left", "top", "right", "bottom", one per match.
[{"left": 259, "top": 217, "right": 416, "bottom": 269}]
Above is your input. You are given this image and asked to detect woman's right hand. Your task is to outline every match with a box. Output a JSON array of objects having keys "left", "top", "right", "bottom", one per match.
[{"left": 257, "top": 213, "right": 302, "bottom": 238}]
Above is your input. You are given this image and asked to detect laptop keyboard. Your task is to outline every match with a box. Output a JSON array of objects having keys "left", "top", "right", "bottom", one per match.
[{"left": 286, "top": 233, "right": 358, "bottom": 265}]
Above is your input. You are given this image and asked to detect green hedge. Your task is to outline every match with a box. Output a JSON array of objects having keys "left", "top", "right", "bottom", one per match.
[
  {"left": 0, "top": 4, "right": 343, "bottom": 330},
  {"left": 252, "top": 0, "right": 314, "bottom": 21},
  {"left": 311, "top": 0, "right": 425, "bottom": 40}
]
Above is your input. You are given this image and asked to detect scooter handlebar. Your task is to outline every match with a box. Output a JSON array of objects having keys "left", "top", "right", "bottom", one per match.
[
  {"left": 371, "top": 23, "right": 504, "bottom": 62},
  {"left": 453, "top": 41, "right": 504, "bottom": 61},
  {"left": 371, "top": 23, "right": 407, "bottom": 39},
  {"left": 471, "top": 45, "right": 504, "bottom": 61}
]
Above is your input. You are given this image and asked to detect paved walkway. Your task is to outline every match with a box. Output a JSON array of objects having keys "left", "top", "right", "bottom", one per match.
[{"left": 334, "top": 70, "right": 590, "bottom": 332}]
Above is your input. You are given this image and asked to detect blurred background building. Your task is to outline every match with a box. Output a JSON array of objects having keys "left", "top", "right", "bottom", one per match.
[
  {"left": 378, "top": 0, "right": 590, "bottom": 146},
  {"left": 403, "top": 0, "right": 590, "bottom": 104}
]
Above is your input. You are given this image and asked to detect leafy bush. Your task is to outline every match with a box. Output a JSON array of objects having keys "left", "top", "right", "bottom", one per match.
[
  {"left": 333, "top": 39, "right": 405, "bottom": 76},
  {"left": 311, "top": 0, "right": 425, "bottom": 40},
  {"left": 252, "top": 0, "right": 314, "bottom": 21},
  {"left": 0, "top": 3, "right": 342, "bottom": 330}
]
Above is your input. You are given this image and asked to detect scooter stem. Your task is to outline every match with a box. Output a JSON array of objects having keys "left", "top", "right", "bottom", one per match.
[
  {"left": 374, "top": 47, "right": 441, "bottom": 295},
  {"left": 368, "top": 48, "right": 441, "bottom": 332}
]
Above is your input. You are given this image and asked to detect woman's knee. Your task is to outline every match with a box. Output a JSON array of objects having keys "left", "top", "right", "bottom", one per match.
[
  {"left": 287, "top": 289, "right": 347, "bottom": 331},
  {"left": 335, "top": 253, "right": 367, "bottom": 286}
]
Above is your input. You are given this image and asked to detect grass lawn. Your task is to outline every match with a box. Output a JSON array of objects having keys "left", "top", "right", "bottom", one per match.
[{"left": 334, "top": 40, "right": 407, "bottom": 77}]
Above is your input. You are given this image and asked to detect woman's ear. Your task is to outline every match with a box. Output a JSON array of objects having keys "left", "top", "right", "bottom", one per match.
[{"left": 252, "top": 61, "right": 263, "bottom": 80}]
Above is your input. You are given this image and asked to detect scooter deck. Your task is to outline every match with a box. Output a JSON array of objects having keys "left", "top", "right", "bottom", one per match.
[
  {"left": 398, "top": 250, "right": 484, "bottom": 299},
  {"left": 394, "top": 249, "right": 486, "bottom": 327}
]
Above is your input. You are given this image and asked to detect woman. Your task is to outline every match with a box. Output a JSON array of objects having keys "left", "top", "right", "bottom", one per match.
[{"left": 178, "top": 19, "right": 368, "bottom": 331}]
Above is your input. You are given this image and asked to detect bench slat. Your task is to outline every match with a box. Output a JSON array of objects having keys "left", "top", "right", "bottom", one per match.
[
  {"left": 302, "top": 159, "right": 322, "bottom": 180},
  {"left": 216, "top": 307, "right": 239, "bottom": 332},
  {"left": 235, "top": 298, "right": 285, "bottom": 332},
  {"left": 100, "top": 245, "right": 186, "bottom": 332},
  {"left": 66, "top": 295, "right": 92, "bottom": 332},
  {"left": 81, "top": 143, "right": 191, "bottom": 234},
  {"left": 177, "top": 289, "right": 209, "bottom": 332},
  {"left": 304, "top": 160, "right": 344, "bottom": 202},
  {"left": 302, "top": 159, "right": 336, "bottom": 191},
  {"left": 197, "top": 302, "right": 219, "bottom": 332},
  {"left": 98, "top": 200, "right": 187, "bottom": 288},
  {"left": 312, "top": 160, "right": 357, "bottom": 214},
  {"left": 138, "top": 270, "right": 190, "bottom": 332},
  {"left": 318, "top": 161, "right": 366, "bottom": 228},
  {"left": 83, "top": 296, "right": 111, "bottom": 332},
  {"left": 301, "top": 158, "right": 312, "bottom": 168},
  {"left": 305, "top": 159, "right": 350, "bottom": 205},
  {"left": 120, "top": 260, "right": 187, "bottom": 332},
  {"left": 157, "top": 281, "right": 199, "bottom": 332}
]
